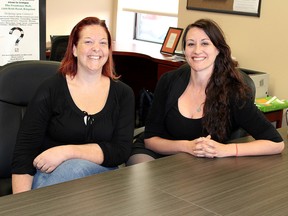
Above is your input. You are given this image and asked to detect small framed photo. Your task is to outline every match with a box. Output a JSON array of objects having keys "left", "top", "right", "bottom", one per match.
[{"left": 160, "top": 27, "right": 183, "bottom": 55}]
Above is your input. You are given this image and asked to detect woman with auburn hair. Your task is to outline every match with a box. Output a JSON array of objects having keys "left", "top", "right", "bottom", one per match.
[
  {"left": 59, "top": 16, "right": 115, "bottom": 78},
  {"left": 12, "top": 17, "right": 135, "bottom": 193},
  {"left": 127, "top": 18, "right": 284, "bottom": 165}
]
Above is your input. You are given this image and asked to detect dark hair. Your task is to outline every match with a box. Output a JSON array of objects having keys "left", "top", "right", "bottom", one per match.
[
  {"left": 182, "top": 19, "right": 250, "bottom": 141},
  {"left": 58, "top": 17, "right": 117, "bottom": 79}
]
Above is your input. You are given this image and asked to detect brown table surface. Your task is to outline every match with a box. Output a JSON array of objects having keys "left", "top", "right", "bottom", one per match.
[{"left": 0, "top": 128, "right": 287, "bottom": 216}]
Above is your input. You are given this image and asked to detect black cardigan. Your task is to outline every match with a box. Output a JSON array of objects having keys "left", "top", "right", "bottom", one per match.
[
  {"left": 144, "top": 64, "right": 283, "bottom": 143},
  {"left": 12, "top": 74, "right": 135, "bottom": 175}
]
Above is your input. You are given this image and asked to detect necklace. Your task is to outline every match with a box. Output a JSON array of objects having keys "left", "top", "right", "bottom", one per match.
[{"left": 196, "top": 103, "right": 204, "bottom": 112}]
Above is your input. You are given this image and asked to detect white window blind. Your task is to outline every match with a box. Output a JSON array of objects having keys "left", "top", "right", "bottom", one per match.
[{"left": 120, "top": 0, "right": 179, "bottom": 17}]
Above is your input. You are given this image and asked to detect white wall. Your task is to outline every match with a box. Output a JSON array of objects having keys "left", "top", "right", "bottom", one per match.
[{"left": 46, "top": 0, "right": 114, "bottom": 45}]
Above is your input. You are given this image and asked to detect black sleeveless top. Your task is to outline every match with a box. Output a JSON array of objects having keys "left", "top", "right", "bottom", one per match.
[{"left": 165, "top": 102, "right": 204, "bottom": 140}]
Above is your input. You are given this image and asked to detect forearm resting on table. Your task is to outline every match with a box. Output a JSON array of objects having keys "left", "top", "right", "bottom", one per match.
[
  {"left": 145, "top": 137, "right": 284, "bottom": 157},
  {"left": 145, "top": 137, "right": 196, "bottom": 155},
  {"left": 12, "top": 174, "right": 33, "bottom": 194},
  {"left": 232, "top": 140, "right": 284, "bottom": 156}
]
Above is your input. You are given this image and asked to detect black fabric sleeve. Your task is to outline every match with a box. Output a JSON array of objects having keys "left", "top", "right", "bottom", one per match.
[
  {"left": 231, "top": 96, "right": 283, "bottom": 142},
  {"left": 144, "top": 72, "right": 171, "bottom": 139},
  {"left": 98, "top": 82, "right": 135, "bottom": 166},
  {"left": 12, "top": 78, "right": 54, "bottom": 175},
  {"left": 144, "top": 66, "right": 190, "bottom": 140}
]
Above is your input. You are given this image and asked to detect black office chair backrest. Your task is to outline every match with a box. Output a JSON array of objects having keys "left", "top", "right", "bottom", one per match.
[
  {"left": 240, "top": 69, "right": 256, "bottom": 101},
  {"left": 228, "top": 69, "right": 256, "bottom": 140},
  {"left": 49, "top": 35, "right": 69, "bottom": 62},
  {"left": 0, "top": 60, "right": 60, "bottom": 196}
]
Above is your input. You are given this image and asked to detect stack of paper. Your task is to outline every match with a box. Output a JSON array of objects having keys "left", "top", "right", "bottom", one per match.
[{"left": 255, "top": 96, "right": 288, "bottom": 112}]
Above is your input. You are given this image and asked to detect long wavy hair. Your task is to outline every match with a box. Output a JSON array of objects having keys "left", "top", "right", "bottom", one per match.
[
  {"left": 182, "top": 19, "right": 250, "bottom": 141},
  {"left": 58, "top": 17, "right": 117, "bottom": 79}
]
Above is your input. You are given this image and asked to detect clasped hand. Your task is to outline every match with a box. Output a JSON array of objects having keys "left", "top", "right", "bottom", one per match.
[{"left": 192, "top": 135, "right": 226, "bottom": 158}]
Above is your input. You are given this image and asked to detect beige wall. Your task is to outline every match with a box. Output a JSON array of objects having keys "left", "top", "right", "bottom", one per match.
[
  {"left": 178, "top": 1, "right": 288, "bottom": 100},
  {"left": 46, "top": 0, "right": 114, "bottom": 44}
]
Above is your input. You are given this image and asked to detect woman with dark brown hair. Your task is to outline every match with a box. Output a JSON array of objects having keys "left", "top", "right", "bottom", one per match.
[
  {"left": 12, "top": 17, "right": 135, "bottom": 193},
  {"left": 127, "top": 18, "right": 284, "bottom": 165}
]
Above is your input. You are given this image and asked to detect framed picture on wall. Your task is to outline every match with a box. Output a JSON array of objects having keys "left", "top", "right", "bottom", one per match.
[
  {"left": 187, "top": 0, "right": 261, "bottom": 17},
  {"left": 160, "top": 27, "right": 183, "bottom": 55}
]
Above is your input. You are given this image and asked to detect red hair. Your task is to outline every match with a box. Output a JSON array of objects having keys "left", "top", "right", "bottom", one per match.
[{"left": 58, "top": 17, "right": 117, "bottom": 79}]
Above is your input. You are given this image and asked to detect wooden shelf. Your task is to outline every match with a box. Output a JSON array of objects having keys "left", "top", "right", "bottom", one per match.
[{"left": 112, "top": 41, "right": 185, "bottom": 97}]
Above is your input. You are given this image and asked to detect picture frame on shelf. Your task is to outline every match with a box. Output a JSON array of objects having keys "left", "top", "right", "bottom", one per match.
[{"left": 160, "top": 27, "right": 183, "bottom": 55}]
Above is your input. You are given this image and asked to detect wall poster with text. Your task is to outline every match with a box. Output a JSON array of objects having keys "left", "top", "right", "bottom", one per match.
[{"left": 0, "top": 0, "right": 45, "bottom": 66}]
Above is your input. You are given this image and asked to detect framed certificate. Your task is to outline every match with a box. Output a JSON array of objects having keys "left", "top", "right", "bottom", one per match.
[{"left": 160, "top": 27, "right": 183, "bottom": 55}]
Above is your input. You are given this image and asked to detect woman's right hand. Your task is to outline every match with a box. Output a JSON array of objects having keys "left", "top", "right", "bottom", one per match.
[{"left": 188, "top": 135, "right": 217, "bottom": 158}]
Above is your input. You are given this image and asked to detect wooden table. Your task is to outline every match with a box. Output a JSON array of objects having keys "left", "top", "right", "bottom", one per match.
[
  {"left": 112, "top": 41, "right": 185, "bottom": 78},
  {"left": 112, "top": 41, "right": 184, "bottom": 100},
  {"left": 263, "top": 109, "right": 284, "bottom": 128},
  {"left": 0, "top": 128, "right": 287, "bottom": 215}
]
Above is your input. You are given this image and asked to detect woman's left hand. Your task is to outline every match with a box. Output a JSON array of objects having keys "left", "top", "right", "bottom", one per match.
[{"left": 33, "top": 146, "right": 68, "bottom": 173}]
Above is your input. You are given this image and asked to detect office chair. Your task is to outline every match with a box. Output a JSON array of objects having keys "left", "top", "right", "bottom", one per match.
[
  {"left": 49, "top": 35, "right": 69, "bottom": 62},
  {"left": 0, "top": 60, "right": 60, "bottom": 196}
]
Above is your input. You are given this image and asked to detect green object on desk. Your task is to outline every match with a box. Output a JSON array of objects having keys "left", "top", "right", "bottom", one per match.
[{"left": 255, "top": 96, "right": 288, "bottom": 112}]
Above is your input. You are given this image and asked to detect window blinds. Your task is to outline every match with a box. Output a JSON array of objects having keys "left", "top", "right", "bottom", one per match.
[{"left": 120, "top": 0, "right": 179, "bottom": 17}]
